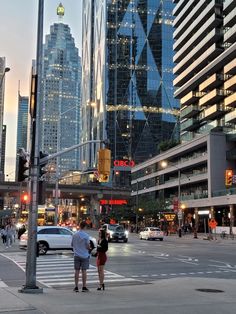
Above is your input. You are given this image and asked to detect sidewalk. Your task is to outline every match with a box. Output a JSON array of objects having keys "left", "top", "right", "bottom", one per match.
[{"left": 0, "top": 277, "right": 236, "bottom": 314}]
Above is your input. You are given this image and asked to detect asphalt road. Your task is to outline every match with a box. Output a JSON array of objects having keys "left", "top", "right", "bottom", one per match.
[{"left": 0, "top": 231, "right": 236, "bottom": 289}]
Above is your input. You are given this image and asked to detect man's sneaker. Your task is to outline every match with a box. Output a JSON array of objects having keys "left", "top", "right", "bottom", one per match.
[
  {"left": 73, "top": 287, "right": 79, "bottom": 292},
  {"left": 82, "top": 287, "right": 89, "bottom": 292}
]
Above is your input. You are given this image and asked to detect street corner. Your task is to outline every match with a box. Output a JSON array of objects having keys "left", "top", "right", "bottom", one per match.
[{"left": 0, "top": 287, "right": 37, "bottom": 313}]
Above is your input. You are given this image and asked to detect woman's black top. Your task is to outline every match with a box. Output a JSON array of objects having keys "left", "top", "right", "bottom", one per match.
[{"left": 97, "top": 238, "right": 108, "bottom": 253}]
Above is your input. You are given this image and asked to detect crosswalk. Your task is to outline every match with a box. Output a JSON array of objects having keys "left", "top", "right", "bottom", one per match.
[{"left": 12, "top": 255, "right": 138, "bottom": 288}]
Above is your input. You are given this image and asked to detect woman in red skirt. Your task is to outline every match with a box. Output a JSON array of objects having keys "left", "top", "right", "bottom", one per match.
[{"left": 96, "top": 228, "right": 108, "bottom": 290}]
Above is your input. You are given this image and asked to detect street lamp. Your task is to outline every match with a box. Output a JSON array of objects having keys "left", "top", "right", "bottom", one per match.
[
  {"left": 0, "top": 67, "right": 10, "bottom": 89},
  {"left": 160, "top": 160, "right": 182, "bottom": 237}
]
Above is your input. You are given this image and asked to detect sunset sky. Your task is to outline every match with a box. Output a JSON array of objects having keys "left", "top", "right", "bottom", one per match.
[{"left": 0, "top": 0, "right": 82, "bottom": 180}]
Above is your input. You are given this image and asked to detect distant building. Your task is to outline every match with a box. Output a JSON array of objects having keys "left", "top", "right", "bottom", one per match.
[
  {"left": 0, "top": 57, "right": 7, "bottom": 180},
  {"left": 80, "top": 0, "right": 179, "bottom": 185},
  {"left": 40, "top": 7, "right": 81, "bottom": 177},
  {"left": 15, "top": 93, "right": 29, "bottom": 179},
  {"left": 0, "top": 125, "right": 6, "bottom": 181}
]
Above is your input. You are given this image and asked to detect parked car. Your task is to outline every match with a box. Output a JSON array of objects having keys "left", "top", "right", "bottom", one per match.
[
  {"left": 139, "top": 227, "right": 164, "bottom": 241},
  {"left": 102, "top": 224, "right": 128, "bottom": 243},
  {"left": 19, "top": 226, "right": 96, "bottom": 255}
]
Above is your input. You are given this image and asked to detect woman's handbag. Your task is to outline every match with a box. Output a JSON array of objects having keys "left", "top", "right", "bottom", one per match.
[{"left": 91, "top": 248, "right": 97, "bottom": 257}]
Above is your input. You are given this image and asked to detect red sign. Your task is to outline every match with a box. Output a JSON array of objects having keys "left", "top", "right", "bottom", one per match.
[
  {"left": 100, "top": 199, "right": 128, "bottom": 205},
  {"left": 114, "top": 160, "right": 135, "bottom": 167}
]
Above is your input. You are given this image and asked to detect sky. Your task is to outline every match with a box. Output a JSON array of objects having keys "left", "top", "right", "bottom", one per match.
[{"left": 0, "top": 0, "right": 82, "bottom": 180}]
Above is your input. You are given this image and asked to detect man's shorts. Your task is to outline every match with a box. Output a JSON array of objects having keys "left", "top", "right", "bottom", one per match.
[{"left": 74, "top": 256, "right": 90, "bottom": 270}]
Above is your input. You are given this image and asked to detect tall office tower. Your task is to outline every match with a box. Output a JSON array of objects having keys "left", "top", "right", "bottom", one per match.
[
  {"left": 40, "top": 6, "right": 81, "bottom": 176},
  {"left": 0, "top": 57, "right": 7, "bottom": 181},
  {"left": 81, "top": 0, "right": 179, "bottom": 181},
  {"left": 173, "top": 0, "right": 236, "bottom": 141},
  {"left": 15, "top": 92, "right": 29, "bottom": 179},
  {"left": 0, "top": 125, "right": 6, "bottom": 181}
]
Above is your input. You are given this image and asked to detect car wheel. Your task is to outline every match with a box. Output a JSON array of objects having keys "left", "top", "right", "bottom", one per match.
[
  {"left": 159, "top": 238, "right": 163, "bottom": 241},
  {"left": 140, "top": 235, "right": 142, "bottom": 240},
  {"left": 123, "top": 239, "right": 128, "bottom": 243},
  {"left": 38, "top": 241, "right": 49, "bottom": 255}
]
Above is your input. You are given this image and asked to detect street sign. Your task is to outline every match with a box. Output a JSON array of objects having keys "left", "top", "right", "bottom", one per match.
[{"left": 177, "top": 211, "right": 182, "bottom": 219}]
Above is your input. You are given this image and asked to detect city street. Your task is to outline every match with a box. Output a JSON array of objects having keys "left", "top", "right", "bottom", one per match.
[{"left": 1, "top": 231, "right": 236, "bottom": 290}]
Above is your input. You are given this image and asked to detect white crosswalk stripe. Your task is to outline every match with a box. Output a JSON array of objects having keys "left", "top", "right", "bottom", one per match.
[{"left": 15, "top": 256, "right": 137, "bottom": 288}]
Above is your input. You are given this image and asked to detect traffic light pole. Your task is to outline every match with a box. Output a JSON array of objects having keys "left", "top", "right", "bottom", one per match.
[{"left": 19, "top": 0, "right": 44, "bottom": 294}]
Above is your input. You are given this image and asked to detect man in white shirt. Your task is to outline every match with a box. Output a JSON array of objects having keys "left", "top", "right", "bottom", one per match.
[{"left": 71, "top": 221, "right": 91, "bottom": 292}]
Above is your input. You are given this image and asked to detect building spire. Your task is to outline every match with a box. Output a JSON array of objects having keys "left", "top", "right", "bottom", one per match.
[{"left": 57, "top": 3, "right": 65, "bottom": 19}]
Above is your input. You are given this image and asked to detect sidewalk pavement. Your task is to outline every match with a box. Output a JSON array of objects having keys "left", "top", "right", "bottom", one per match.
[{"left": 0, "top": 277, "right": 236, "bottom": 314}]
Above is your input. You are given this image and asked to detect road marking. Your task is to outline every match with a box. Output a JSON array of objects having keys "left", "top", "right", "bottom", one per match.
[
  {"left": 4, "top": 254, "right": 140, "bottom": 288},
  {"left": 0, "top": 280, "right": 8, "bottom": 287}
]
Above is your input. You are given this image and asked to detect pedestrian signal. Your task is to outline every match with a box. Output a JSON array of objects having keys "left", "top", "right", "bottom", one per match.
[{"left": 225, "top": 169, "right": 233, "bottom": 186}]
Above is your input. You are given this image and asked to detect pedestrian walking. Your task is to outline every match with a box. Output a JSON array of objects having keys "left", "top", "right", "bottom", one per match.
[
  {"left": 0, "top": 226, "right": 7, "bottom": 245},
  {"left": 71, "top": 221, "right": 91, "bottom": 292},
  {"left": 96, "top": 228, "right": 108, "bottom": 290}
]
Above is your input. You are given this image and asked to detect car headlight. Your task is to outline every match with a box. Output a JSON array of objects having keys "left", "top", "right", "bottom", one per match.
[
  {"left": 125, "top": 230, "right": 129, "bottom": 237},
  {"left": 109, "top": 231, "right": 114, "bottom": 237}
]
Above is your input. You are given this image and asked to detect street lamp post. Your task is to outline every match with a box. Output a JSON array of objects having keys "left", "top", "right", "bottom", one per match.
[
  {"left": 135, "top": 180, "right": 139, "bottom": 233},
  {"left": 0, "top": 67, "right": 10, "bottom": 89}
]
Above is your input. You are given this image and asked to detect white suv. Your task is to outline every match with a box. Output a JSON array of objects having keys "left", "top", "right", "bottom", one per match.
[{"left": 19, "top": 226, "right": 96, "bottom": 255}]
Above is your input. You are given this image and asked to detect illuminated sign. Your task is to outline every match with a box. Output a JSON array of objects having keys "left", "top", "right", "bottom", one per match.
[
  {"left": 113, "top": 160, "right": 135, "bottom": 167},
  {"left": 100, "top": 200, "right": 128, "bottom": 205},
  {"left": 163, "top": 213, "right": 176, "bottom": 222}
]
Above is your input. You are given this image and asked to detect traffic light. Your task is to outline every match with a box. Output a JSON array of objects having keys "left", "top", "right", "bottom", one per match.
[
  {"left": 17, "top": 155, "right": 29, "bottom": 182},
  {"left": 21, "top": 193, "right": 29, "bottom": 204},
  {"left": 225, "top": 169, "right": 233, "bottom": 186},
  {"left": 97, "top": 148, "right": 111, "bottom": 182},
  {"left": 39, "top": 151, "right": 49, "bottom": 178}
]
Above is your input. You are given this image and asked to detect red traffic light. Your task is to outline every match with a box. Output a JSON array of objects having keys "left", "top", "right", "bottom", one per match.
[{"left": 22, "top": 194, "right": 29, "bottom": 203}]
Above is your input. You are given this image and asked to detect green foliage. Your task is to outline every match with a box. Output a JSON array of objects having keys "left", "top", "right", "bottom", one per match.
[{"left": 159, "top": 139, "right": 180, "bottom": 152}]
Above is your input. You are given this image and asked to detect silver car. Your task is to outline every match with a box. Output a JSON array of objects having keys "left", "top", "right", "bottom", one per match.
[{"left": 139, "top": 227, "right": 164, "bottom": 241}]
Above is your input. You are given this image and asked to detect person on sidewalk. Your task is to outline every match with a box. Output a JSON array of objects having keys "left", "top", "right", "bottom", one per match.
[
  {"left": 71, "top": 221, "right": 91, "bottom": 292},
  {"left": 0, "top": 226, "right": 7, "bottom": 245},
  {"left": 96, "top": 228, "right": 108, "bottom": 291}
]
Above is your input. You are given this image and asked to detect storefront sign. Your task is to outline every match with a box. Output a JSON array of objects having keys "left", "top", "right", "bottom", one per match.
[
  {"left": 113, "top": 160, "right": 135, "bottom": 167},
  {"left": 163, "top": 213, "right": 176, "bottom": 222},
  {"left": 100, "top": 199, "right": 127, "bottom": 205}
]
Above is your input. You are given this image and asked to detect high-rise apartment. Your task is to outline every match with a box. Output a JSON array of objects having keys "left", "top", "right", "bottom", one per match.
[
  {"left": 173, "top": 0, "right": 236, "bottom": 141},
  {"left": 0, "top": 125, "right": 6, "bottom": 181},
  {"left": 0, "top": 57, "right": 7, "bottom": 180},
  {"left": 81, "top": 0, "right": 179, "bottom": 182},
  {"left": 40, "top": 13, "right": 81, "bottom": 177},
  {"left": 15, "top": 93, "right": 29, "bottom": 179}
]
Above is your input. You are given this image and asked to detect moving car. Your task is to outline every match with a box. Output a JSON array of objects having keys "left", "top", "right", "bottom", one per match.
[
  {"left": 19, "top": 226, "right": 97, "bottom": 255},
  {"left": 139, "top": 227, "right": 164, "bottom": 241},
  {"left": 102, "top": 224, "right": 128, "bottom": 243}
]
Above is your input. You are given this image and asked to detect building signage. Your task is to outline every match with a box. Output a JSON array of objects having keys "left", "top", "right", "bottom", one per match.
[
  {"left": 163, "top": 213, "right": 176, "bottom": 222},
  {"left": 113, "top": 160, "right": 135, "bottom": 167},
  {"left": 100, "top": 199, "right": 128, "bottom": 205}
]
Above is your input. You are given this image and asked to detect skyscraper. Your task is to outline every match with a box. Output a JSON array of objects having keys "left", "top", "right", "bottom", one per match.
[
  {"left": 40, "top": 6, "right": 81, "bottom": 177},
  {"left": 173, "top": 0, "right": 236, "bottom": 142},
  {"left": 15, "top": 92, "right": 29, "bottom": 179},
  {"left": 81, "top": 0, "right": 179, "bottom": 179},
  {"left": 0, "top": 125, "right": 6, "bottom": 181},
  {"left": 0, "top": 57, "right": 7, "bottom": 181}
]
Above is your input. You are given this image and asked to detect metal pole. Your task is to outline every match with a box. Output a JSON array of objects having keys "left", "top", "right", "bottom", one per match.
[
  {"left": 136, "top": 180, "right": 139, "bottom": 233},
  {"left": 178, "top": 169, "right": 182, "bottom": 237},
  {"left": 19, "top": 0, "right": 44, "bottom": 293}
]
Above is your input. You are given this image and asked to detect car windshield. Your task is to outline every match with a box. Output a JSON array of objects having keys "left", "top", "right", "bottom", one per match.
[
  {"left": 150, "top": 228, "right": 160, "bottom": 231},
  {"left": 108, "top": 224, "right": 121, "bottom": 231},
  {"left": 115, "top": 226, "right": 124, "bottom": 232}
]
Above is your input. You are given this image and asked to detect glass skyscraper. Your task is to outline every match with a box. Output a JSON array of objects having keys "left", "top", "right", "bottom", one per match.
[
  {"left": 40, "top": 20, "right": 81, "bottom": 176},
  {"left": 81, "top": 0, "right": 179, "bottom": 176}
]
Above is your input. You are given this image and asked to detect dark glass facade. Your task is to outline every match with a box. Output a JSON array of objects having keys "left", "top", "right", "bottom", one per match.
[{"left": 81, "top": 0, "right": 179, "bottom": 180}]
